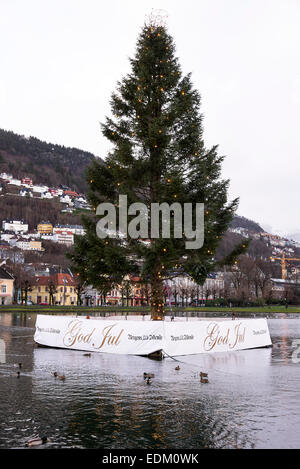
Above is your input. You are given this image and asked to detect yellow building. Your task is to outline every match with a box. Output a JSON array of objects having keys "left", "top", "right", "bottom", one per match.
[
  {"left": 37, "top": 221, "right": 53, "bottom": 234},
  {"left": 0, "top": 267, "right": 14, "bottom": 305},
  {"left": 29, "top": 240, "right": 43, "bottom": 251},
  {"left": 30, "top": 273, "right": 77, "bottom": 305}
]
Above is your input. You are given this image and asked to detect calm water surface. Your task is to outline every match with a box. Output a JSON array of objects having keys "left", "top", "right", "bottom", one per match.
[{"left": 0, "top": 313, "right": 300, "bottom": 449}]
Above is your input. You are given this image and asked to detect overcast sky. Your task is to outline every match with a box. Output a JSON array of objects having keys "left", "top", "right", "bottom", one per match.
[{"left": 0, "top": 0, "right": 299, "bottom": 236}]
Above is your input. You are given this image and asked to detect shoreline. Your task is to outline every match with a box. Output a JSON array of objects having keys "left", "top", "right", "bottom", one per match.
[{"left": 1, "top": 305, "right": 300, "bottom": 315}]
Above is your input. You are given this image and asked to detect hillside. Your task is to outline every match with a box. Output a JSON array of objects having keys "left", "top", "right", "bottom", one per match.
[
  {"left": 230, "top": 215, "right": 264, "bottom": 233},
  {"left": 0, "top": 195, "right": 82, "bottom": 230},
  {"left": 0, "top": 127, "right": 287, "bottom": 268},
  {"left": 0, "top": 128, "right": 102, "bottom": 193}
]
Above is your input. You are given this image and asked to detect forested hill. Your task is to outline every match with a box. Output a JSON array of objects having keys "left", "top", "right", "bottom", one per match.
[
  {"left": 230, "top": 215, "right": 264, "bottom": 233},
  {"left": 0, "top": 128, "right": 102, "bottom": 193},
  {"left": 0, "top": 127, "right": 265, "bottom": 236}
]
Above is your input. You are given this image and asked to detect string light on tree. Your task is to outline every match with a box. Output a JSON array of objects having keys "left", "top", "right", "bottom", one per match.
[{"left": 71, "top": 15, "right": 244, "bottom": 322}]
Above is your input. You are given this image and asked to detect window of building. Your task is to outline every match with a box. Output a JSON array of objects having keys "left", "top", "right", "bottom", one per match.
[{"left": 1, "top": 285, "right": 6, "bottom": 293}]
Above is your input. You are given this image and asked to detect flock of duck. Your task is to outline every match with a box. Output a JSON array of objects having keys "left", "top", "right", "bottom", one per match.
[
  {"left": 15, "top": 353, "right": 209, "bottom": 447},
  {"left": 143, "top": 366, "right": 209, "bottom": 384}
]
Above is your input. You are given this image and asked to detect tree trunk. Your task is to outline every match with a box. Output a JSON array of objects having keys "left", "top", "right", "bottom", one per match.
[{"left": 150, "top": 270, "right": 164, "bottom": 320}]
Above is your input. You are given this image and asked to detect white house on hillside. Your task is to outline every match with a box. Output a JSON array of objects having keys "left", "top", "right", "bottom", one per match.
[
  {"left": 0, "top": 172, "right": 13, "bottom": 180},
  {"left": 41, "top": 191, "right": 53, "bottom": 199},
  {"left": 32, "top": 184, "right": 49, "bottom": 193},
  {"left": 53, "top": 224, "right": 85, "bottom": 236},
  {"left": 19, "top": 188, "right": 33, "bottom": 197},
  {"left": 53, "top": 230, "right": 74, "bottom": 245},
  {"left": 2, "top": 220, "right": 28, "bottom": 233},
  {"left": 8, "top": 178, "right": 21, "bottom": 186},
  {"left": 60, "top": 194, "right": 73, "bottom": 205}
]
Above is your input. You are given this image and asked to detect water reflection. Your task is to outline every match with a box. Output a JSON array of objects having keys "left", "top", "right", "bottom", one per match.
[{"left": 0, "top": 313, "right": 300, "bottom": 448}]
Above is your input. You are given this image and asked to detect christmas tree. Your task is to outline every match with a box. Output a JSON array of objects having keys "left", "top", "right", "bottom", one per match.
[{"left": 70, "top": 15, "right": 248, "bottom": 319}]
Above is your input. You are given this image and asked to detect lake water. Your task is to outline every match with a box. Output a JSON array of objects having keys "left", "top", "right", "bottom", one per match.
[{"left": 0, "top": 312, "right": 299, "bottom": 449}]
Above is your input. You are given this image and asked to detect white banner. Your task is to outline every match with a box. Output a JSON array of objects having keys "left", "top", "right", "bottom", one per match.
[
  {"left": 34, "top": 315, "right": 272, "bottom": 357},
  {"left": 34, "top": 315, "right": 164, "bottom": 355},
  {"left": 163, "top": 318, "right": 272, "bottom": 356}
]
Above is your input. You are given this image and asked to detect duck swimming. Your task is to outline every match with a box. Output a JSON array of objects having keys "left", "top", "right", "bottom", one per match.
[
  {"left": 175, "top": 365, "right": 180, "bottom": 371},
  {"left": 25, "top": 436, "right": 49, "bottom": 447}
]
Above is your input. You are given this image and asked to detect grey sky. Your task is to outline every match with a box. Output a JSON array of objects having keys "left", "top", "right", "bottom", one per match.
[{"left": 0, "top": 0, "right": 299, "bottom": 235}]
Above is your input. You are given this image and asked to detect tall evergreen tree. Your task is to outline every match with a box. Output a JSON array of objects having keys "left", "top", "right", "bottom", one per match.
[{"left": 70, "top": 18, "right": 248, "bottom": 319}]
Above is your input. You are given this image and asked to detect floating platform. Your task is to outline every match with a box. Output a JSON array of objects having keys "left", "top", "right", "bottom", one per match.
[{"left": 34, "top": 314, "right": 272, "bottom": 357}]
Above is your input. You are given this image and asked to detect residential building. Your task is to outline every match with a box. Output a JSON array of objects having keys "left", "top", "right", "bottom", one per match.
[
  {"left": 49, "top": 188, "right": 59, "bottom": 196},
  {"left": 0, "top": 267, "right": 14, "bottom": 305},
  {"left": 19, "top": 188, "right": 33, "bottom": 197},
  {"left": 270, "top": 278, "right": 300, "bottom": 299},
  {"left": 40, "top": 233, "right": 56, "bottom": 242},
  {"left": 30, "top": 273, "right": 77, "bottom": 305},
  {"left": 53, "top": 230, "right": 74, "bottom": 245},
  {"left": 1, "top": 233, "right": 16, "bottom": 242},
  {"left": 8, "top": 178, "right": 21, "bottom": 186},
  {"left": 37, "top": 221, "right": 53, "bottom": 234},
  {"left": 21, "top": 231, "right": 40, "bottom": 240},
  {"left": 60, "top": 194, "right": 73, "bottom": 205},
  {"left": 15, "top": 239, "right": 43, "bottom": 251},
  {"left": 0, "top": 172, "right": 13, "bottom": 181},
  {"left": 28, "top": 240, "right": 43, "bottom": 251},
  {"left": 32, "top": 184, "right": 49, "bottom": 193},
  {"left": 41, "top": 191, "right": 53, "bottom": 199},
  {"left": 21, "top": 177, "right": 33, "bottom": 186},
  {"left": 64, "top": 190, "right": 79, "bottom": 198},
  {"left": 73, "top": 195, "right": 88, "bottom": 205},
  {"left": 2, "top": 220, "right": 28, "bottom": 234},
  {"left": 53, "top": 224, "right": 85, "bottom": 236},
  {"left": 229, "top": 227, "right": 250, "bottom": 238}
]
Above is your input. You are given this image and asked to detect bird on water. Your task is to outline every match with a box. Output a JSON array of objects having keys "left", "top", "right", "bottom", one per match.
[{"left": 25, "top": 436, "right": 49, "bottom": 447}]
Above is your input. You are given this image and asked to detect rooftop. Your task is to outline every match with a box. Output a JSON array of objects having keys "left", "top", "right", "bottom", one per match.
[{"left": 0, "top": 266, "right": 14, "bottom": 280}]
